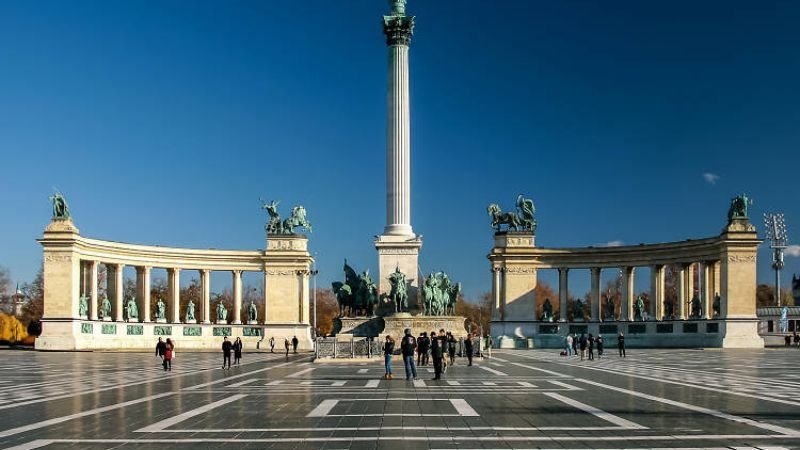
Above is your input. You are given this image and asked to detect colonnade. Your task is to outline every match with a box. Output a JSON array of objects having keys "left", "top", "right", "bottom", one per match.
[{"left": 78, "top": 261, "right": 312, "bottom": 325}]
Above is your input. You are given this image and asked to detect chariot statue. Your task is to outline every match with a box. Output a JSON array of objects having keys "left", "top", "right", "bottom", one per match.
[
  {"left": 261, "top": 200, "right": 312, "bottom": 234},
  {"left": 487, "top": 194, "right": 536, "bottom": 233},
  {"left": 727, "top": 193, "right": 752, "bottom": 221}
]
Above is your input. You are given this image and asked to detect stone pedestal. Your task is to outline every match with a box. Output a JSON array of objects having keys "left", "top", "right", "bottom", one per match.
[
  {"left": 381, "top": 315, "right": 468, "bottom": 339},
  {"left": 185, "top": 319, "right": 196, "bottom": 324},
  {"left": 156, "top": 318, "right": 167, "bottom": 324},
  {"left": 102, "top": 317, "right": 112, "bottom": 322},
  {"left": 375, "top": 234, "right": 422, "bottom": 309},
  {"left": 265, "top": 234, "right": 312, "bottom": 325},
  {"left": 248, "top": 320, "right": 259, "bottom": 325}
]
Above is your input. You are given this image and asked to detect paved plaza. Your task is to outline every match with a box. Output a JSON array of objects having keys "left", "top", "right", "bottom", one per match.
[{"left": 0, "top": 348, "right": 798, "bottom": 449}]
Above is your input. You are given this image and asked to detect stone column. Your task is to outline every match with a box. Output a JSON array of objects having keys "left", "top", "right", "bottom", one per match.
[
  {"left": 167, "top": 268, "right": 181, "bottom": 323},
  {"left": 590, "top": 268, "right": 601, "bottom": 322},
  {"left": 113, "top": 263, "right": 124, "bottom": 321},
  {"left": 382, "top": 6, "right": 415, "bottom": 237},
  {"left": 687, "top": 263, "right": 696, "bottom": 318},
  {"left": 702, "top": 262, "right": 714, "bottom": 319},
  {"left": 136, "top": 266, "right": 151, "bottom": 322},
  {"left": 89, "top": 261, "right": 99, "bottom": 320},
  {"left": 299, "top": 270, "right": 309, "bottom": 323},
  {"left": 200, "top": 269, "right": 211, "bottom": 324},
  {"left": 650, "top": 265, "right": 664, "bottom": 320},
  {"left": 491, "top": 268, "right": 501, "bottom": 320},
  {"left": 558, "top": 268, "right": 569, "bottom": 321},
  {"left": 676, "top": 264, "right": 687, "bottom": 320},
  {"left": 232, "top": 270, "right": 243, "bottom": 324},
  {"left": 262, "top": 271, "right": 269, "bottom": 323},
  {"left": 620, "top": 267, "right": 635, "bottom": 321}
]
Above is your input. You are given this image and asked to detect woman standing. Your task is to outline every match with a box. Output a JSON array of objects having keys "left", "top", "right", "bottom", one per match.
[
  {"left": 383, "top": 335, "right": 395, "bottom": 379},
  {"left": 163, "top": 338, "right": 174, "bottom": 371},
  {"left": 446, "top": 332, "right": 457, "bottom": 366},
  {"left": 233, "top": 337, "right": 243, "bottom": 365}
]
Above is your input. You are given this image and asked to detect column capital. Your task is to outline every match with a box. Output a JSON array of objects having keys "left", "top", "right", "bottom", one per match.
[
  {"left": 232, "top": 269, "right": 243, "bottom": 276},
  {"left": 168, "top": 267, "right": 181, "bottom": 273},
  {"left": 136, "top": 265, "right": 152, "bottom": 273},
  {"left": 558, "top": 267, "right": 569, "bottom": 274},
  {"left": 199, "top": 269, "right": 210, "bottom": 276},
  {"left": 383, "top": 15, "right": 414, "bottom": 46}
]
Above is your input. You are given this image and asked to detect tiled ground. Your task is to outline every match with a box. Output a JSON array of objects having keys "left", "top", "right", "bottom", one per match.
[{"left": 0, "top": 348, "right": 798, "bottom": 449}]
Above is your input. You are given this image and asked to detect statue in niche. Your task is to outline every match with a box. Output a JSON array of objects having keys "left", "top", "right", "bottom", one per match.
[
  {"left": 78, "top": 295, "right": 89, "bottom": 317},
  {"left": 125, "top": 297, "right": 139, "bottom": 321},
  {"left": 634, "top": 295, "right": 646, "bottom": 321},
  {"left": 712, "top": 293, "right": 721, "bottom": 317},
  {"left": 573, "top": 299, "right": 585, "bottom": 321},
  {"left": 248, "top": 301, "right": 257, "bottom": 322},
  {"left": 690, "top": 292, "right": 702, "bottom": 318},
  {"left": 155, "top": 298, "right": 166, "bottom": 320},
  {"left": 727, "top": 194, "right": 752, "bottom": 221},
  {"left": 217, "top": 301, "right": 228, "bottom": 323},
  {"left": 663, "top": 298, "right": 674, "bottom": 320},
  {"left": 99, "top": 296, "right": 112, "bottom": 319},
  {"left": 186, "top": 300, "right": 196, "bottom": 322},
  {"left": 388, "top": 267, "right": 409, "bottom": 314},
  {"left": 541, "top": 298, "right": 553, "bottom": 322},
  {"left": 49, "top": 190, "right": 70, "bottom": 219},
  {"left": 605, "top": 295, "right": 615, "bottom": 320},
  {"left": 779, "top": 306, "right": 789, "bottom": 333}
]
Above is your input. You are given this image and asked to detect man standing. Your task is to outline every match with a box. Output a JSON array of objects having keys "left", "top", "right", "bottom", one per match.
[
  {"left": 431, "top": 330, "right": 444, "bottom": 380},
  {"left": 464, "top": 332, "right": 474, "bottom": 366},
  {"left": 579, "top": 333, "right": 587, "bottom": 361},
  {"left": 221, "top": 336, "right": 233, "bottom": 370},
  {"left": 400, "top": 328, "right": 418, "bottom": 381},
  {"left": 269, "top": 336, "right": 275, "bottom": 353},
  {"left": 292, "top": 335, "right": 299, "bottom": 353},
  {"left": 284, "top": 337, "right": 290, "bottom": 357},
  {"left": 565, "top": 334, "right": 573, "bottom": 357},
  {"left": 418, "top": 332, "right": 429, "bottom": 366},
  {"left": 155, "top": 337, "right": 167, "bottom": 362},
  {"left": 618, "top": 332, "right": 626, "bottom": 357}
]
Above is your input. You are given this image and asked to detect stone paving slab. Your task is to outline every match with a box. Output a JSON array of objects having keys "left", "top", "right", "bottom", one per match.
[{"left": 0, "top": 349, "right": 798, "bottom": 449}]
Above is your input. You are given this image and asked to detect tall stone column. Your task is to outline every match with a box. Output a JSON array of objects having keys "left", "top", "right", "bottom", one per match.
[
  {"left": 232, "top": 270, "right": 243, "bottom": 324},
  {"left": 687, "top": 263, "right": 696, "bottom": 317},
  {"left": 136, "top": 266, "right": 151, "bottom": 322},
  {"left": 89, "top": 261, "right": 99, "bottom": 320},
  {"left": 558, "top": 268, "right": 569, "bottom": 322},
  {"left": 676, "top": 264, "right": 687, "bottom": 320},
  {"left": 590, "top": 268, "right": 601, "bottom": 321},
  {"left": 375, "top": 1, "right": 422, "bottom": 304},
  {"left": 113, "top": 263, "right": 124, "bottom": 322},
  {"left": 491, "top": 268, "right": 502, "bottom": 320},
  {"left": 650, "top": 265, "right": 664, "bottom": 320},
  {"left": 200, "top": 269, "right": 211, "bottom": 324},
  {"left": 620, "top": 266, "right": 635, "bottom": 321},
  {"left": 167, "top": 268, "right": 181, "bottom": 323}
]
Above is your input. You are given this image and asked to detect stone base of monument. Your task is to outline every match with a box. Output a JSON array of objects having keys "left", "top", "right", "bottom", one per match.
[
  {"left": 156, "top": 318, "right": 167, "bottom": 323},
  {"left": 185, "top": 319, "right": 196, "bottom": 324},
  {"left": 102, "top": 317, "right": 112, "bottom": 322},
  {"left": 333, "top": 315, "right": 468, "bottom": 338},
  {"left": 247, "top": 320, "right": 259, "bottom": 325},
  {"left": 79, "top": 315, "right": 87, "bottom": 320}
]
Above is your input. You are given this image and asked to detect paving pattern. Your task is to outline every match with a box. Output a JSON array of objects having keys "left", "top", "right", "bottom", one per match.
[{"left": 0, "top": 348, "right": 798, "bottom": 449}]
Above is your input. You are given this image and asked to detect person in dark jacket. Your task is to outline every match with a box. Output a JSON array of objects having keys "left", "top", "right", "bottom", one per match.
[
  {"left": 417, "top": 332, "right": 429, "bottom": 366},
  {"left": 446, "top": 332, "right": 457, "bottom": 366},
  {"left": 571, "top": 333, "right": 578, "bottom": 356},
  {"left": 587, "top": 333, "right": 595, "bottom": 361},
  {"left": 596, "top": 335, "right": 604, "bottom": 358},
  {"left": 222, "top": 336, "right": 233, "bottom": 369},
  {"left": 292, "top": 336, "right": 299, "bottom": 353},
  {"left": 163, "top": 338, "right": 174, "bottom": 371},
  {"left": 233, "top": 337, "right": 243, "bottom": 365},
  {"left": 400, "top": 328, "right": 418, "bottom": 380},
  {"left": 383, "top": 336, "right": 395, "bottom": 379},
  {"left": 430, "top": 331, "right": 444, "bottom": 380},
  {"left": 618, "top": 332, "right": 626, "bottom": 357},
  {"left": 464, "top": 333, "right": 474, "bottom": 366},
  {"left": 155, "top": 337, "right": 167, "bottom": 361},
  {"left": 439, "top": 329, "right": 448, "bottom": 373},
  {"left": 579, "top": 333, "right": 587, "bottom": 361}
]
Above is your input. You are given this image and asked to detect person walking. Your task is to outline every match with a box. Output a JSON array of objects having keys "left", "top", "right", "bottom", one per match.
[
  {"left": 446, "top": 332, "right": 457, "bottom": 366},
  {"left": 564, "top": 334, "right": 573, "bottom": 357},
  {"left": 438, "top": 329, "right": 448, "bottom": 373},
  {"left": 464, "top": 332, "right": 474, "bottom": 366},
  {"left": 587, "top": 333, "right": 595, "bottom": 361},
  {"left": 233, "top": 337, "right": 243, "bottom": 365},
  {"left": 418, "top": 332, "right": 429, "bottom": 366},
  {"left": 430, "top": 331, "right": 444, "bottom": 380},
  {"left": 579, "top": 333, "right": 587, "bottom": 361},
  {"left": 284, "top": 337, "right": 290, "bottom": 357},
  {"left": 155, "top": 337, "right": 167, "bottom": 363},
  {"left": 292, "top": 335, "right": 299, "bottom": 353},
  {"left": 401, "top": 328, "right": 418, "bottom": 380},
  {"left": 221, "top": 336, "right": 233, "bottom": 369},
  {"left": 596, "top": 334, "right": 604, "bottom": 358},
  {"left": 383, "top": 335, "right": 395, "bottom": 380},
  {"left": 269, "top": 336, "right": 275, "bottom": 353},
  {"left": 163, "top": 338, "right": 174, "bottom": 371},
  {"left": 484, "top": 334, "right": 493, "bottom": 358},
  {"left": 618, "top": 332, "right": 626, "bottom": 357}
]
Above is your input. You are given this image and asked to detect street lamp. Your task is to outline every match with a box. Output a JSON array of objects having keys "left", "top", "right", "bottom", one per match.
[
  {"left": 764, "top": 213, "right": 789, "bottom": 306},
  {"left": 311, "top": 259, "right": 319, "bottom": 340}
]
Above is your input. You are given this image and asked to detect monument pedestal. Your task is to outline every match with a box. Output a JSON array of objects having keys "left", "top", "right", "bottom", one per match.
[{"left": 375, "top": 235, "right": 422, "bottom": 310}]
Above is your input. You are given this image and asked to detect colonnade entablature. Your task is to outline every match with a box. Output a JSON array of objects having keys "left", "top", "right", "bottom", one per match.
[
  {"left": 488, "top": 216, "right": 764, "bottom": 348},
  {"left": 36, "top": 217, "right": 314, "bottom": 351}
]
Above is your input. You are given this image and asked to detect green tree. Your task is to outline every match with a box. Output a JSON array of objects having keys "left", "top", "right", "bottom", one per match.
[
  {"left": 311, "top": 288, "right": 339, "bottom": 336},
  {"left": 20, "top": 265, "right": 44, "bottom": 325}
]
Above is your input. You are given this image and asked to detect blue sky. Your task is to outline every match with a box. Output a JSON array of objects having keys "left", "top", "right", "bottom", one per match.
[{"left": 1, "top": 0, "right": 798, "bottom": 299}]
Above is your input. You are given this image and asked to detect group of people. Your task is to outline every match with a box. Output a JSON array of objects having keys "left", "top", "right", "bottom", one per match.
[
  {"left": 267, "top": 336, "right": 300, "bottom": 356},
  {"left": 220, "top": 336, "right": 244, "bottom": 369},
  {"left": 784, "top": 333, "right": 800, "bottom": 347},
  {"left": 564, "top": 332, "right": 626, "bottom": 360},
  {"left": 154, "top": 337, "right": 175, "bottom": 371},
  {"left": 383, "top": 329, "right": 477, "bottom": 381}
]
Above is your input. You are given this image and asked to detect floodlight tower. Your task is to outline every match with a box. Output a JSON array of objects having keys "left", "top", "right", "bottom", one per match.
[{"left": 763, "top": 213, "right": 788, "bottom": 306}]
